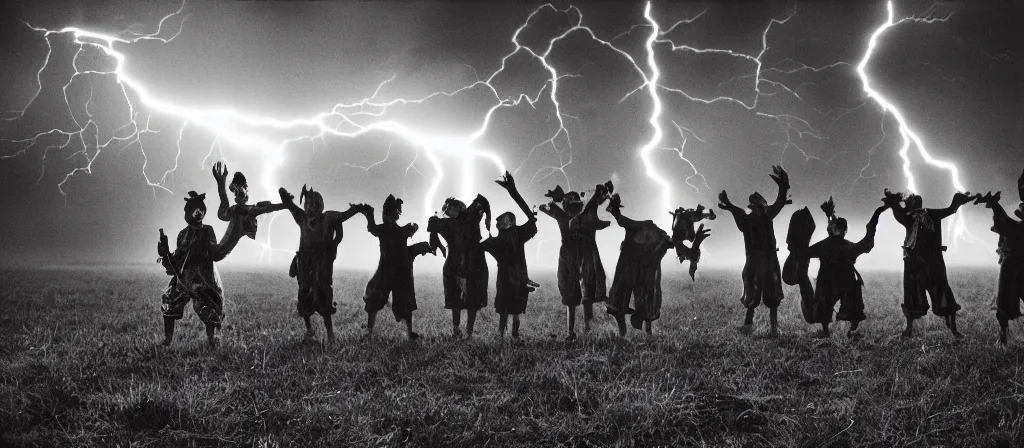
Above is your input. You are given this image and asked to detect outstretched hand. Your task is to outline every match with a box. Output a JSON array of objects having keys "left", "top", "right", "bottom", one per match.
[
  {"left": 975, "top": 191, "right": 1001, "bottom": 208},
  {"left": 952, "top": 191, "right": 974, "bottom": 206},
  {"left": 769, "top": 165, "right": 790, "bottom": 189},
  {"left": 718, "top": 190, "right": 733, "bottom": 209},
  {"left": 279, "top": 187, "right": 295, "bottom": 204},
  {"left": 495, "top": 171, "right": 516, "bottom": 190},
  {"left": 157, "top": 229, "right": 169, "bottom": 257},
  {"left": 694, "top": 224, "right": 711, "bottom": 244},
  {"left": 213, "top": 162, "right": 228, "bottom": 185},
  {"left": 820, "top": 196, "right": 836, "bottom": 219},
  {"left": 350, "top": 203, "right": 371, "bottom": 214}
]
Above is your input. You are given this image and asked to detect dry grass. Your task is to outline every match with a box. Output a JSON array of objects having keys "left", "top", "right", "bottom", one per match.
[{"left": 1, "top": 265, "right": 1022, "bottom": 447}]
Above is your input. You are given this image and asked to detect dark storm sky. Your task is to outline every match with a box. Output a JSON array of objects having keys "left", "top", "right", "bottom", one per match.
[{"left": 0, "top": 0, "right": 1021, "bottom": 271}]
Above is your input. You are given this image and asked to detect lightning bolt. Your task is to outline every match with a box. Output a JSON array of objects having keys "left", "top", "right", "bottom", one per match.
[
  {"left": 856, "top": 1, "right": 975, "bottom": 244},
  {"left": 2, "top": 1, "right": 931, "bottom": 264}
]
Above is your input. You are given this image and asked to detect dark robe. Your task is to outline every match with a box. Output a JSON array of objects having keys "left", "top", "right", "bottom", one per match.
[
  {"left": 891, "top": 203, "right": 962, "bottom": 318},
  {"left": 427, "top": 199, "right": 489, "bottom": 312},
  {"left": 606, "top": 212, "right": 699, "bottom": 328},
  {"left": 481, "top": 219, "right": 538, "bottom": 315},
  {"left": 801, "top": 206, "right": 884, "bottom": 324},
  {"left": 161, "top": 224, "right": 227, "bottom": 328},
  {"left": 541, "top": 203, "right": 585, "bottom": 307},
  {"left": 363, "top": 218, "right": 421, "bottom": 322},
  {"left": 571, "top": 194, "right": 610, "bottom": 305},
  {"left": 721, "top": 186, "right": 789, "bottom": 310},
  {"left": 991, "top": 204, "right": 1024, "bottom": 321}
]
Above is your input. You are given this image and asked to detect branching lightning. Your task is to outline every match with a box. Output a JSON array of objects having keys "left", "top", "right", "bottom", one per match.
[
  {"left": 2, "top": 0, "right": 985, "bottom": 263},
  {"left": 855, "top": 1, "right": 975, "bottom": 244}
]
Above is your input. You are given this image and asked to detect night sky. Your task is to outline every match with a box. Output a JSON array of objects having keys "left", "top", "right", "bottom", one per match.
[{"left": 0, "top": 0, "right": 1020, "bottom": 272}]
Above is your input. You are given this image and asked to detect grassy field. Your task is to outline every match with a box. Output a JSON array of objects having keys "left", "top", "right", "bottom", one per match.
[{"left": 1, "top": 265, "right": 1022, "bottom": 446}]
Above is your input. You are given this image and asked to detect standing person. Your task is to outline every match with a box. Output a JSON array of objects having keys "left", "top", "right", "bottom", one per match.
[
  {"left": 362, "top": 195, "right": 436, "bottom": 340},
  {"left": 157, "top": 191, "right": 229, "bottom": 348},
  {"left": 605, "top": 194, "right": 711, "bottom": 335},
  {"left": 539, "top": 182, "right": 613, "bottom": 341},
  {"left": 791, "top": 197, "right": 888, "bottom": 338},
  {"left": 573, "top": 181, "right": 614, "bottom": 332},
  {"left": 211, "top": 162, "right": 289, "bottom": 256},
  {"left": 883, "top": 188, "right": 976, "bottom": 338},
  {"left": 718, "top": 165, "right": 792, "bottom": 335},
  {"left": 480, "top": 171, "right": 538, "bottom": 338},
  {"left": 979, "top": 187, "right": 1024, "bottom": 344},
  {"left": 426, "top": 194, "right": 490, "bottom": 339},
  {"left": 278, "top": 185, "right": 369, "bottom": 341}
]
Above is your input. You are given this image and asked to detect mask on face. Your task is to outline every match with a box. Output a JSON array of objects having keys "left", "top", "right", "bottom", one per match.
[{"left": 184, "top": 191, "right": 207, "bottom": 226}]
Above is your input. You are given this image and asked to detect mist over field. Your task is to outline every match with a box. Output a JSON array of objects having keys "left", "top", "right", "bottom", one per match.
[{"left": 3, "top": 266, "right": 1023, "bottom": 446}]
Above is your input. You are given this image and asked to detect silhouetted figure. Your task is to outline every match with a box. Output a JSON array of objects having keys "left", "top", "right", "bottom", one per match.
[
  {"left": 791, "top": 197, "right": 888, "bottom": 338},
  {"left": 718, "top": 165, "right": 791, "bottom": 335},
  {"left": 669, "top": 204, "right": 716, "bottom": 279},
  {"left": 157, "top": 191, "right": 228, "bottom": 348},
  {"left": 480, "top": 171, "right": 538, "bottom": 338},
  {"left": 362, "top": 195, "right": 435, "bottom": 339},
  {"left": 427, "top": 194, "right": 490, "bottom": 339},
  {"left": 783, "top": 207, "right": 816, "bottom": 320},
  {"left": 279, "top": 185, "right": 368, "bottom": 341},
  {"left": 540, "top": 182, "right": 612, "bottom": 341},
  {"left": 883, "top": 188, "right": 975, "bottom": 338},
  {"left": 605, "top": 194, "right": 710, "bottom": 335},
  {"left": 980, "top": 183, "right": 1024, "bottom": 344},
  {"left": 211, "top": 162, "right": 288, "bottom": 256}
]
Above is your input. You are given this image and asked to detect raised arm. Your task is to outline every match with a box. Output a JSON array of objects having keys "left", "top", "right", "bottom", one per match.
[
  {"left": 495, "top": 171, "right": 537, "bottom": 223},
  {"left": 363, "top": 207, "right": 381, "bottom": 237},
  {"left": 539, "top": 201, "right": 570, "bottom": 223},
  {"left": 933, "top": 191, "right": 974, "bottom": 220},
  {"left": 852, "top": 204, "right": 889, "bottom": 255},
  {"left": 278, "top": 187, "right": 305, "bottom": 225},
  {"left": 213, "top": 162, "right": 232, "bottom": 222},
  {"left": 717, "top": 190, "right": 749, "bottom": 232},
  {"left": 767, "top": 165, "right": 792, "bottom": 219},
  {"left": 606, "top": 194, "right": 643, "bottom": 231},
  {"left": 571, "top": 182, "right": 612, "bottom": 231},
  {"left": 250, "top": 201, "right": 289, "bottom": 217}
]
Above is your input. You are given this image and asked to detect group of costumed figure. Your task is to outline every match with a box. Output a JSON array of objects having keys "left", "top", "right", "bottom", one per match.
[{"left": 156, "top": 162, "right": 1024, "bottom": 348}]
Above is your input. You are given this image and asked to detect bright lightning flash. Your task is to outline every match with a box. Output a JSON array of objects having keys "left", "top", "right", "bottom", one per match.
[{"left": 856, "top": 1, "right": 975, "bottom": 244}]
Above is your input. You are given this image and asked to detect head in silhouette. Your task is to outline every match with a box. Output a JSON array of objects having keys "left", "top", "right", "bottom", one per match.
[
  {"left": 299, "top": 185, "right": 324, "bottom": 222},
  {"left": 384, "top": 195, "right": 403, "bottom": 224},
  {"left": 442, "top": 198, "right": 466, "bottom": 219},
  {"left": 562, "top": 191, "right": 584, "bottom": 216},
  {"left": 184, "top": 191, "right": 207, "bottom": 226},
  {"left": 747, "top": 192, "right": 768, "bottom": 216},
  {"left": 229, "top": 172, "right": 249, "bottom": 205},
  {"left": 827, "top": 217, "right": 849, "bottom": 238},
  {"left": 904, "top": 194, "right": 924, "bottom": 212}
]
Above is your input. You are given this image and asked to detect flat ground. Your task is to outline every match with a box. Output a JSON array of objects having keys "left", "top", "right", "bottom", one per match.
[{"left": 0, "top": 266, "right": 1022, "bottom": 446}]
